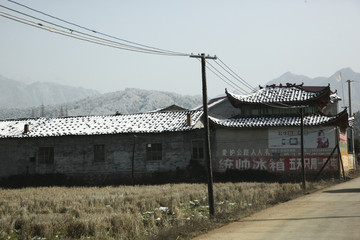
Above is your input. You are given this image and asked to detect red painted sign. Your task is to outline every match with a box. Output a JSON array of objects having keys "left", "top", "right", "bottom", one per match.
[{"left": 217, "top": 155, "right": 338, "bottom": 173}]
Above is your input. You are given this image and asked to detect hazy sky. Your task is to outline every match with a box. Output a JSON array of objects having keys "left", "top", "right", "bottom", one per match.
[{"left": 0, "top": 0, "right": 359, "bottom": 97}]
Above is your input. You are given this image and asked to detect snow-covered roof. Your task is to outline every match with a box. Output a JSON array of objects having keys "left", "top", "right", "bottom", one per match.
[
  {"left": 226, "top": 84, "right": 330, "bottom": 104},
  {"left": 192, "top": 96, "right": 227, "bottom": 110},
  {"left": 210, "top": 110, "right": 348, "bottom": 128},
  {"left": 0, "top": 110, "right": 203, "bottom": 138}
]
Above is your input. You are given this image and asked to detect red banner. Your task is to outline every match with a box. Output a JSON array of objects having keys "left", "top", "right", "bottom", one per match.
[{"left": 217, "top": 155, "right": 338, "bottom": 173}]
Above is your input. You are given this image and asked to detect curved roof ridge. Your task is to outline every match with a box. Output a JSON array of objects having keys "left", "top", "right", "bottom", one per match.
[
  {"left": 209, "top": 110, "right": 348, "bottom": 129},
  {"left": 225, "top": 84, "right": 331, "bottom": 106}
]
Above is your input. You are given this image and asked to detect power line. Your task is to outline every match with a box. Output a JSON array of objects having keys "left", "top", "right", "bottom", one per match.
[
  {"left": 1, "top": 6, "right": 253, "bottom": 93},
  {"left": 7, "top": 0, "right": 189, "bottom": 56},
  {"left": 0, "top": 10, "right": 187, "bottom": 56},
  {"left": 0, "top": 4, "right": 179, "bottom": 55},
  {"left": 192, "top": 58, "right": 243, "bottom": 94},
  {"left": 215, "top": 57, "right": 256, "bottom": 92},
  {"left": 206, "top": 60, "right": 249, "bottom": 94},
  {"left": 2, "top": 1, "right": 258, "bottom": 95},
  {"left": 206, "top": 66, "right": 246, "bottom": 94}
]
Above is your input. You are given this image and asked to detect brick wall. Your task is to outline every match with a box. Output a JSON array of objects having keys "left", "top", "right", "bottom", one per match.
[{"left": 0, "top": 130, "right": 204, "bottom": 179}]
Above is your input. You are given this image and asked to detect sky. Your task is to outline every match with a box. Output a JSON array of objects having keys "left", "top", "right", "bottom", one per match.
[{"left": 0, "top": 0, "right": 359, "bottom": 97}]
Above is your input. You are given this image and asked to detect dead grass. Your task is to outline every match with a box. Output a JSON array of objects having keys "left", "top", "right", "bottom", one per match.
[{"left": 0, "top": 179, "right": 341, "bottom": 239}]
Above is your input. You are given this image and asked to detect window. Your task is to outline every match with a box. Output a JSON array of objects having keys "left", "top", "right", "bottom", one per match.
[
  {"left": 38, "top": 147, "right": 54, "bottom": 164},
  {"left": 192, "top": 140, "right": 204, "bottom": 160},
  {"left": 303, "top": 105, "right": 314, "bottom": 114},
  {"left": 146, "top": 143, "right": 162, "bottom": 161},
  {"left": 251, "top": 108, "right": 259, "bottom": 115},
  {"left": 242, "top": 106, "right": 251, "bottom": 116},
  {"left": 94, "top": 144, "right": 105, "bottom": 162}
]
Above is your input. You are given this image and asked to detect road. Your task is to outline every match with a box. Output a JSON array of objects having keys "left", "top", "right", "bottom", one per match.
[{"left": 193, "top": 177, "right": 360, "bottom": 240}]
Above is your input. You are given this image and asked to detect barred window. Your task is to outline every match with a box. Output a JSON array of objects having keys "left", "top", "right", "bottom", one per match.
[
  {"left": 146, "top": 143, "right": 162, "bottom": 161},
  {"left": 192, "top": 140, "right": 204, "bottom": 160},
  {"left": 94, "top": 144, "right": 105, "bottom": 162},
  {"left": 38, "top": 147, "right": 54, "bottom": 164}
]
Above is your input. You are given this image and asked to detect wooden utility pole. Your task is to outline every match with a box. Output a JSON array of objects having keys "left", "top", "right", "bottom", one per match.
[
  {"left": 347, "top": 79, "right": 356, "bottom": 170},
  {"left": 347, "top": 80, "right": 354, "bottom": 116},
  {"left": 300, "top": 107, "right": 306, "bottom": 190},
  {"left": 190, "top": 53, "right": 216, "bottom": 216}
]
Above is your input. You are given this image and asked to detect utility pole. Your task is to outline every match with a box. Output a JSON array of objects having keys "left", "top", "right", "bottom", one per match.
[
  {"left": 347, "top": 80, "right": 354, "bottom": 116},
  {"left": 190, "top": 53, "right": 216, "bottom": 217},
  {"left": 347, "top": 80, "right": 356, "bottom": 169},
  {"left": 300, "top": 107, "right": 306, "bottom": 191}
]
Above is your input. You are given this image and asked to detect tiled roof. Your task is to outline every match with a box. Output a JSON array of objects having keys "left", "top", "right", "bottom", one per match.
[
  {"left": 226, "top": 85, "right": 330, "bottom": 104},
  {"left": 210, "top": 111, "right": 347, "bottom": 128},
  {"left": 192, "top": 96, "right": 227, "bottom": 110},
  {"left": 0, "top": 110, "right": 203, "bottom": 138}
]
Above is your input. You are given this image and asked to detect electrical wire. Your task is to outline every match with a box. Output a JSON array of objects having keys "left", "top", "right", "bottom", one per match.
[
  {"left": 0, "top": 6, "right": 256, "bottom": 94},
  {"left": 204, "top": 59, "right": 248, "bottom": 94},
  {"left": 0, "top": 4, "right": 184, "bottom": 55},
  {"left": 207, "top": 68, "right": 245, "bottom": 94},
  {"left": 1, "top": 8, "right": 310, "bottom": 111},
  {"left": 2, "top": 1, "right": 262, "bottom": 94},
  {"left": 192, "top": 58, "right": 242, "bottom": 94},
  {"left": 206, "top": 60, "right": 250, "bottom": 94},
  {"left": 215, "top": 57, "right": 256, "bottom": 92},
  {"left": 0, "top": 11, "right": 187, "bottom": 56},
  {"left": 7, "top": 0, "right": 189, "bottom": 56},
  {"left": 0, "top": 12, "right": 151, "bottom": 54}
]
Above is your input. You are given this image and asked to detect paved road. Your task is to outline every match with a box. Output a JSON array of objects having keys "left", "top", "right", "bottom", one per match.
[{"left": 193, "top": 177, "right": 360, "bottom": 240}]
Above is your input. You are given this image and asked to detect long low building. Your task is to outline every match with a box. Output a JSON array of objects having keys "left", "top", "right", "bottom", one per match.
[
  {"left": 0, "top": 110, "right": 204, "bottom": 181},
  {"left": 0, "top": 83, "right": 354, "bottom": 183}
]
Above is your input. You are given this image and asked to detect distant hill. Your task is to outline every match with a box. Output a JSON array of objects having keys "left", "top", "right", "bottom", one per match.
[
  {"left": 266, "top": 68, "right": 360, "bottom": 113},
  {"left": 1, "top": 68, "right": 359, "bottom": 120},
  {"left": 0, "top": 88, "right": 202, "bottom": 120},
  {"left": 0, "top": 75, "right": 99, "bottom": 108}
]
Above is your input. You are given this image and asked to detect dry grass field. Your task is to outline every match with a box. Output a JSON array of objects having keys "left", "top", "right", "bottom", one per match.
[{"left": 0, "top": 180, "right": 337, "bottom": 240}]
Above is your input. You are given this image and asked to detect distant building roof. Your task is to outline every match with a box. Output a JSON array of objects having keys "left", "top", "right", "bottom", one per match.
[
  {"left": 210, "top": 109, "right": 348, "bottom": 129},
  {"left": 226, "top": 84, "right": 331, "bottom": 106},
  {"left": 148, "top": 104, "right": 187, "bottom": 113},
  {"left": 0, "top": 110, "right": 203, "bottom": 138},
  {"left": 192, "top": 96, "right": 227, "bottom": 110}
]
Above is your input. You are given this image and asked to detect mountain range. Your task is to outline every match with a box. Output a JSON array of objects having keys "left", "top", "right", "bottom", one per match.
[
  {"left": 0, "top": 87, "right": 202, "bottom": 120},
  {"left": 266, "top": 67, "right": 360, "bottom": 113},
  {"left": 0, "top": 75, "right": 99, "bottom": 108},
  {"left": 0, "top": 67, "right": 359, "bottom": 120}
]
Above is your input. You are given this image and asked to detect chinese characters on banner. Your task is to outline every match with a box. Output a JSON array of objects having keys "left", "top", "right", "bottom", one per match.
[{"left": 217, "top": 148, "right": 338, "bottom": 172}]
